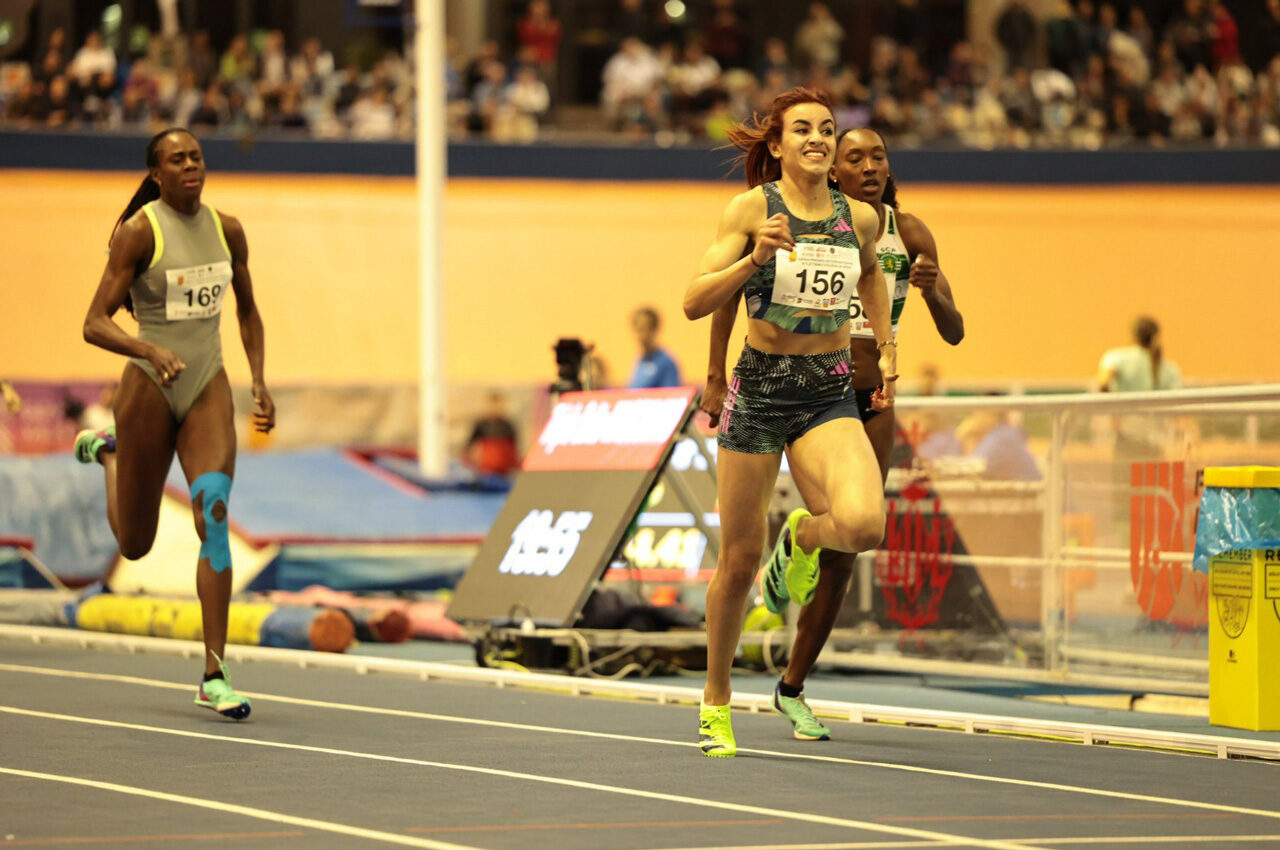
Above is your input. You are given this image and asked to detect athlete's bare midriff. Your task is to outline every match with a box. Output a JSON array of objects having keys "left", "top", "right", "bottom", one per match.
[{"left": 746, "top": 317, "right": 851, "bottom": 357}]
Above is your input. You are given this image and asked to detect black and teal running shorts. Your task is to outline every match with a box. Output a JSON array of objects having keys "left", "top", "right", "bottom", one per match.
[{"left": 717, "top": 344, "right": 861, "bottom": 454}]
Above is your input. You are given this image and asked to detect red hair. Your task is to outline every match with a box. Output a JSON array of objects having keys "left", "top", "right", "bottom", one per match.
[{"left": 725, "top": 87, "right": 834, "bottom": 188}]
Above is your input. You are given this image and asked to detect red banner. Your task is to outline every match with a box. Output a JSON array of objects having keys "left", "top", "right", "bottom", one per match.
[{"left": 523, "top": 387, "right": 696, "bottom": 472}]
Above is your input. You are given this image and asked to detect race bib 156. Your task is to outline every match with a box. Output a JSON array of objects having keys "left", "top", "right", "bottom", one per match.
[
  {"left": 165, "top": 261, "right": 231, "bottom": 321},
  {"left": 771, "top": 242, "right": 855, "bottom": 311}
]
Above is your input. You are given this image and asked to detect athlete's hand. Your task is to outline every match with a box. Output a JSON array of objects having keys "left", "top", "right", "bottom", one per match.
[
  {"left": 750, "top": 213, "right": 795, "bottom": 266},
  {"left": 908, "top": 255, "right": 938, "bottom": 296},
  {"left": 251, "top": 382, "right": 275, "bottom": 434},
  {"left": 700, "top": 375, "right": 729, "bottom": 429},
  {"left": 147, "top": 345, "right": 186, "bottom": 387},
  {"left": 872, "top": 346, "right": 898, "bottom": 410}
]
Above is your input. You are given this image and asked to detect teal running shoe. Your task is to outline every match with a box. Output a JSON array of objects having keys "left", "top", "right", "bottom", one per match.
[
  {"left": 73, "top": 426, "right": 116, "bottom": 464},
  {"left": 762, "top": 508, "right": 821, "bottom": 613},
  {"left": 194, "top": 652, "right": 251, "bottom": 720},
  {"left": 698, "top": 702, "right": 736, "bottom": 758},
  {"left": 773, "top": 683, "right": 830, "bottom": 741}
]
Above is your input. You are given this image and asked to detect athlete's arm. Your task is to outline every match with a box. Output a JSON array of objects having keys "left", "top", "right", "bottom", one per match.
[
  {"left": 684, "top": 190, "right": 789, "bottom": 320},
  {"left": 701, "top": 289, "right": 741, "bottom": 427},
  {"left": 849, "top": 199, "right": 896, "bottom": 406},
  {"left": 899, "top": 212, "right": 964, "bottom": 346},
  {"left": 223, "top": 213, "right": 275, "bottom": 434},
  {"left": 83, "top": 215, "right": 186, "bottom": 384}
]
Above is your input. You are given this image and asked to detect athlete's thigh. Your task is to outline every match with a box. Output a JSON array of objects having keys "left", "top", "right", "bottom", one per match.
[
  {"left": 716, "top": 448, "right": 782, "bottom": 553},
  {"left": 784, "top": 449, "right": 830, "bottom": 517},
  {"left": 788, "top": 416, "right": 883, "bottom": 512},
  {"left": 113, "top": 362, "right": 178, "bottom": 530},
  {"left": 175, "top": 368, "right": 236, "bottom": 486}
]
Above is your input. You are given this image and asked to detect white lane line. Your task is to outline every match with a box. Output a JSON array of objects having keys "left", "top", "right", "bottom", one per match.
[
  {"left": 0, "top": 705, "right": 1034, "bottom": 850},
  {"left": 625, "top": 843, "right": 949, "bottom": 850},
  {"left": 625, "top": 838, "right": 1280, "bottom": 850},
  {"left": 1016, "top": 837, "right": 1280, "bottom": 846},
  {"left": 0, "top": 766, "right": 480, "bottom": 850},
  {"left": 625, "top": 843, "right": 950, "bottom": 850},
  {"left": 4, "top": 664, "right": 1280, "bottom": 825}
]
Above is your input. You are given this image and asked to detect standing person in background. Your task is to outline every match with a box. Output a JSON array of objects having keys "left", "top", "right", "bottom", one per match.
[
  {"left": 1097, "top": 315, "right": 1184, "bottom": 467},
  {"left": 1, "top": 379, "right": 19, "bottom": 414},
  {"left": 628, "top": 306, "right": 682, "bottom": 389},
  {"left": 517, "top": 0, "right": 562, "bottom": 94},
  {"left": 793, "top": 2, "right": 845, "bottom": 73},
  {"left": 702, "top": 126, "right": 963, "bottom": 743},
  {"left": 465, "top": 391, "right": 520, "bottom": 477},
  {"left": 76, "top": 128, "right": 274, "bottom": 720},
  {"left": 1097, "top": 315, "right": 1182, "bottom": 393}
]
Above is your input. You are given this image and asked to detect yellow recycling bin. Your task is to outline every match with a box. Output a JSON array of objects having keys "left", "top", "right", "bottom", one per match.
[{"left": 1205, "top": 466, "right": 1280, "bottom": 731}]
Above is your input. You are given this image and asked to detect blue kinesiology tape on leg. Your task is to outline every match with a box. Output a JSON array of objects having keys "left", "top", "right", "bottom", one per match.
[{"left": 191, "top": 471, "right": 233, "bottom": 573}]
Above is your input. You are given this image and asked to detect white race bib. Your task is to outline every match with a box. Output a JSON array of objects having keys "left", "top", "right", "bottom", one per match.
[
  {"left": 165, "top": 262, "right": 231, "bottom": 321},
  {"left": 771, "top": 242, "right": 855, "bottom": 311}
]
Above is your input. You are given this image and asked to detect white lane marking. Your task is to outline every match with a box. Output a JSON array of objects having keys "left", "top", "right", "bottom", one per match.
[
  {"left": 625, "top": 838, "right": 1280, "bottom": 850},
  {"left": 625, "top": 843, "right": 948, "bottom": 850},
  {"left": 0, "top": 705, "right": 1035, "bottom": 850},
  {"left": 4, "top": 664, "right": 1280, "bottom": 824},
  {"left": 625, "top": 843, "right": 949, "bottom": 850},
  {"left": 0, "top": 766, "right": 480, "bottom": 850},
  {"left": 1016, "top": 837, "right": 1280, "bottom": 846}
]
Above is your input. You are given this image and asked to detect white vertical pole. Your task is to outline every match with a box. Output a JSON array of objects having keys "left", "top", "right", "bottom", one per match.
[{"left": 416, "top": 0, "right": 448, "bottom": 476}]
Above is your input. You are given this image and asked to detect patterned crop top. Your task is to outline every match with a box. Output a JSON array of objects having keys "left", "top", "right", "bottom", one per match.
[{"left": 741, "top": 182, "right": 862, "bottom": 334}]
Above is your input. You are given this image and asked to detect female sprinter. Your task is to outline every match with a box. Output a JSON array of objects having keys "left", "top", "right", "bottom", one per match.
[
  {"left": 76, "top": 128, "right": 274, "bottom": 719},
  {"left": 683, "top": 89, "right": 897, "bottom": 757},
  {"left": 702, "top": 126, "right": 964, "bottom": 742}
]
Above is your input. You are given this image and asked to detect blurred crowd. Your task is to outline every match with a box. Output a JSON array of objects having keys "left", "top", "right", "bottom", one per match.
[
  {"left": 574, "top": 0, "right": 1280, "bottom": 148},
  {"left": 0, "top": 25, "right": 415, "bottom": 139},
  {"left": 2, "top": 0, "right": 1278, "bottom": 149}
]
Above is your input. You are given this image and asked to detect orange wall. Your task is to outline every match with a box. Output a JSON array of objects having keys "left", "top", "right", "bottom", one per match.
[{"left": 2, "top": 171, "right": 1277, "bottom": 387}]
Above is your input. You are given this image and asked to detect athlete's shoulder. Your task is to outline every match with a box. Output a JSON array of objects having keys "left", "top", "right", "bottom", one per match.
[
  {"left": 722, "top": 187, "right": 767, "bottom": 226},
  {"left": 213, "top": 208, "right": 249, "bottom": 256},
  {"left": 112, "top": 207, "right": 155, "bottom": 257},
  {"left": 895, "top": 210, "right": 937, "bottom": 254},
  {"left": 841, "top": 194, "right": 879, "bottom": 240}
]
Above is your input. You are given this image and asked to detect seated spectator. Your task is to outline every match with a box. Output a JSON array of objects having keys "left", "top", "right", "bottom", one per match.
[
  {"left": 668, "top": 41, "right": 722, "bottom": 133},
  {"left": 220, "top": 34, "right": 257, "bottom": 89},
  {"left": 275, "top": 87, "right": 309, "bottom": 131},
  {"left": 756, "top": 37, "right": 794, "bottom": 85},
  {"left": 350, "top": 87, "right": 397, "bottom": 139},
  {"left": 601, "top": 37, "right": 662, "bottom": 126},
  {"left": 46, "top": 75, "right": 80, "bottom": 128},
  {"left": 504, "top": 65, "right": 550, "bottom": 140},
  {"left": 68, "top": 32, "right": 116, "bottom": 88},
  {"left": 187, "top": 85, "right": 225, "bottom": 129}
]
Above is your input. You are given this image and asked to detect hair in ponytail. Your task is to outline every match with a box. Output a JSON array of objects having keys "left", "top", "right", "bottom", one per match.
[
  {"left": 834, "top": 127, "right": 900, "bottom": 209},
  {"left": 109, "top": 128, "right": 190, "bottom": 316},
  {"left": 725, "top": 87, "right": 834, "bottom": 188}
]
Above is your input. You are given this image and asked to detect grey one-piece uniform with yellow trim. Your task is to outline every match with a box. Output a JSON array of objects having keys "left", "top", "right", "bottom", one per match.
[{"left": 128, "top": 199, "right": 232, "bottom": 421}]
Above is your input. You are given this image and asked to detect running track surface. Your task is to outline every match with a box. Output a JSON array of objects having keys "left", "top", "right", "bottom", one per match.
[{"left": 2, "top": 642, "right": 1278, "bottom": 850}]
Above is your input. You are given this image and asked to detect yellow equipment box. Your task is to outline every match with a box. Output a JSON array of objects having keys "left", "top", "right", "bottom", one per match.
[{"left": 1206, "top": 466, "right": 1280, "bottom": 731}]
